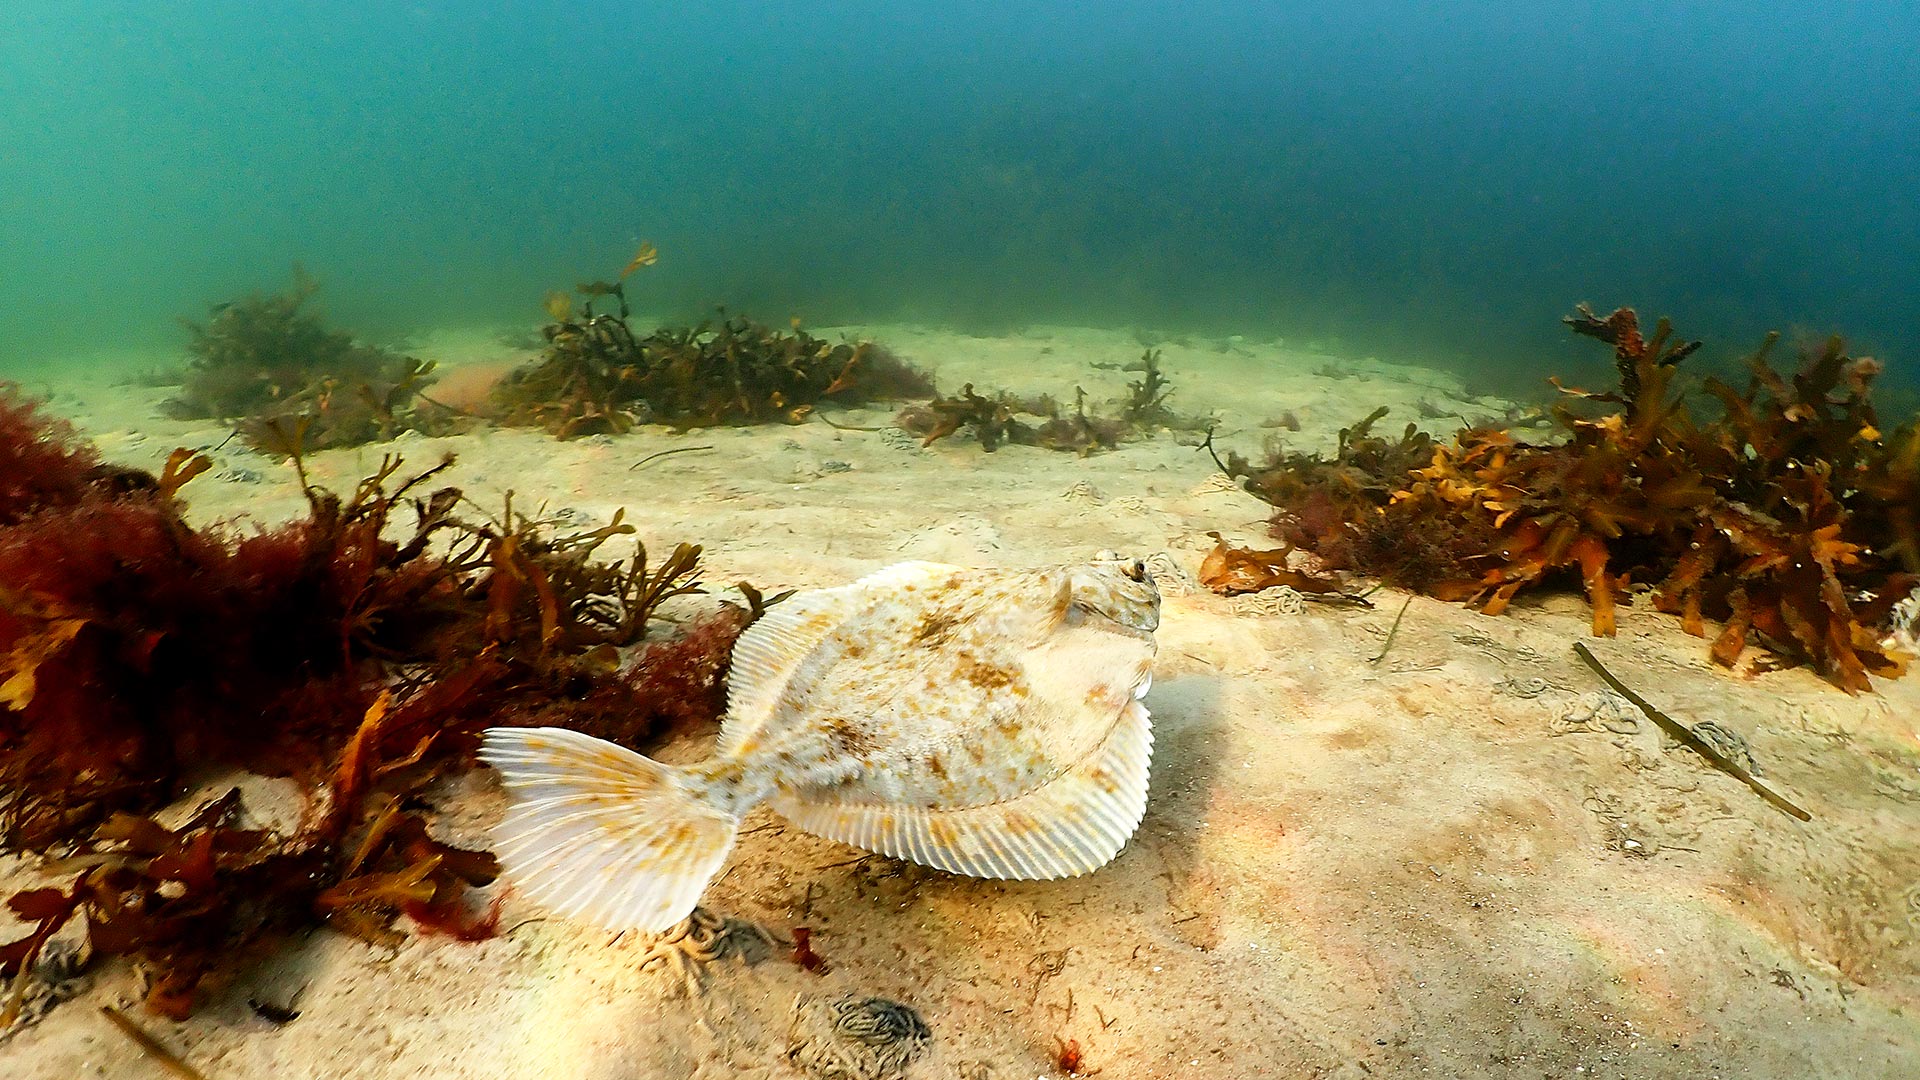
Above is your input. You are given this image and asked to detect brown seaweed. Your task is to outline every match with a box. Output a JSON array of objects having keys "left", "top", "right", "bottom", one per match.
[
  {"left": 1197, "top": 533, "right": 1371, "bottom": 605},
  {"left": 490, "top": 264, "right": 933, "bottom": 437},
  {"left": 895, "top": 383, "right": 1027, "bottom": 451},
  {"left": 163, "top": 270, "right": 465, "bottom": 453},
  {"left": 1226, "top": 307, "right": 1919, "bottom": 691},
  {"left": 1120, "top": 347, "right": 1176, "bottom": 427},
  {"left": 897, "top": 351, "right": 1207, "bottom": 455}
]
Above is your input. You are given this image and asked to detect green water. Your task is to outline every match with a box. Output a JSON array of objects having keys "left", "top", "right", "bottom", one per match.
[{"left": 3, "top": 1, "right": 1917, "bottom": 395}]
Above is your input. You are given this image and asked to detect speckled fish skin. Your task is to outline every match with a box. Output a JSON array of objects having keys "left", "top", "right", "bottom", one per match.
[
  {"left": 478, "top": 552, "right": 1160, "bottom": 933},
  {"left": 721, "top": 556, "right": 1158, "bottom": 811}
]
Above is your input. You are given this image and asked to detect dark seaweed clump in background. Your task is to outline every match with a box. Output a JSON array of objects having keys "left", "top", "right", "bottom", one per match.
[
  {"left": 895, "top": 348, "right": 1213, "bottom": 455},
  {"left": 162, "top": 254, "right": 1216, "bottom": 459},
  {"left": 488, "top": 268, "right": 934, "bottom": 438},
  {"left": 1223, "top": 306, "right": 1920, "bottom": 692},
  {"left": 0, "top": 386, "right": 756, "bottom": 1021},
  {"left": 162, "top": 268, "right": 465, "bottom": 453}
]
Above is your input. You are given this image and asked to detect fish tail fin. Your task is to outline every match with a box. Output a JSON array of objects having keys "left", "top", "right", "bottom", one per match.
[{"left": 478, "top": 726, "right": 743, "bottom": 933}]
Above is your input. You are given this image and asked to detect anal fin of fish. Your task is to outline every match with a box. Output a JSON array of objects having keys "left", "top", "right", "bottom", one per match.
[
  {"left": 480, "top": 727, "right": 742, "bottom": 933},
  {"left": 772, "top": 700, "right": 1154, "bottom": 880}
]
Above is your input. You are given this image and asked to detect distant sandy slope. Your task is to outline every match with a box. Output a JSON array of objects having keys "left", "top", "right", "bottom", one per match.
[{"left": 3, "top": 324, "right": 1916, "bottom": 1079}]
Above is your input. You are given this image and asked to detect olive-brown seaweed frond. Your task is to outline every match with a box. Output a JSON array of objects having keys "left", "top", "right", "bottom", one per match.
[
  {"left": 490, "top": 274, "right": 933, "bottom": 438},
  {"left": 1229, "top": 307, "right": 1917, "bottom": 692},
  {"left": 163, "top": 270, "right": 466, "bottom": 453}
]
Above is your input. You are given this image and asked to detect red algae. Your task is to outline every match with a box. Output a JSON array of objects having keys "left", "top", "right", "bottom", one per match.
[{"left": 0, "top": 394, "right": 757, "bottom": 1019}]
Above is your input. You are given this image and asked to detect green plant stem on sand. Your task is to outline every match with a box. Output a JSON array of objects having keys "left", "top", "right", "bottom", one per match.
[
  {"left": 100, "top": 1006, "right": 209, "bottom": 1080},
  {"left": 628, "top": 445, "right": 715, "bottom": 470},
  {"left": 1368, "top": 595, "right": 1414, "bottom": 664},
  {"left": 1572, "top": 642, "right": 1811, "bottom": 822}
]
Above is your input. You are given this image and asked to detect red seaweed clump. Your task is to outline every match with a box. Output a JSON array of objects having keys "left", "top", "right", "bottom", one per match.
[
  {"left": 1228, "top": 307, "right": 1919, "bottom": 692},
  {"left": 0, "top": 385, "right": 101, "bottom": 526},
  {"left": 0, "top": 392, "right": 759, "bottom": 1020}
]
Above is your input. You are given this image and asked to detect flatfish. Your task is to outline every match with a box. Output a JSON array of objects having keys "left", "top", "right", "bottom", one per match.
[{"left": 479, "top": 552, "right": 1160, "bottom": 932}]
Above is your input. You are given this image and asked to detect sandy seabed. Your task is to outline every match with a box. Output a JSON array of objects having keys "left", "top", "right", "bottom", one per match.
[{"left": 3, "top": 324, "right": 1917, "bottom": 1080}]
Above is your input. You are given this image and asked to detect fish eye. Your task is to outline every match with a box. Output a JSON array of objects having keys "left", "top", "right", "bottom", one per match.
[{"left": 1125, "top": 560, "right": 1146, "bottom": 582}]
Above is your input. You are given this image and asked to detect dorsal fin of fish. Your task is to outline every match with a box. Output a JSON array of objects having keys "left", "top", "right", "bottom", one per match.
[
  {"left": 719, "top": 561, "right": 955, "bottom": 757},
  {"left": 479, "top": 727, "right": 742, "bottom": 932},
  {"left": 771, "top": 699, "right": 1153, "bottom": 880}
]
